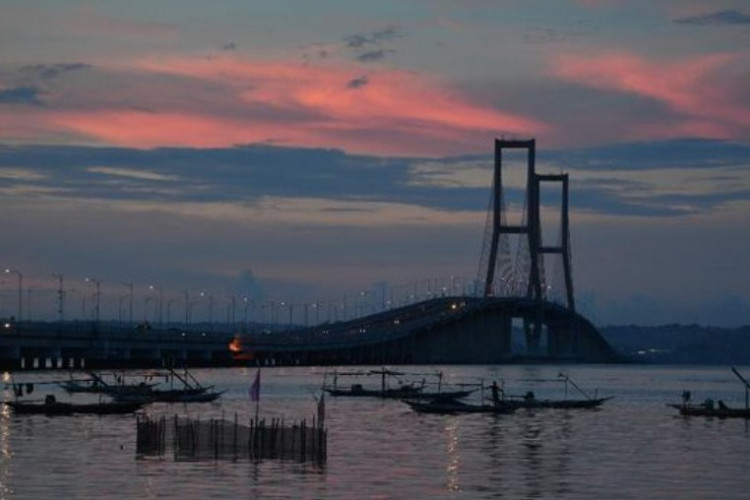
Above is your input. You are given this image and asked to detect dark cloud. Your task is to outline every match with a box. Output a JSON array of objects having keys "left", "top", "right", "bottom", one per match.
[
  {"left": 342, "top": 26, "right": 401, "bottom": 48},
  {"left": 343, "top": 34, "right": 370, "bottom": 49},
  {"left": 1, "top": 139, "right": 748, "bottom": 218},
  {"left": 547, "top": 138, "right": 750, "bottom": 171},
  {"left": 674, "top": 10, "right": 750, "bottom": 26},
  {"left": 347, "top": 75, "right": 369, "bottom": 89},
  {"left": 342, "top": 26, "right": 400, "bottom": 63},
  {"left": 221, "top": 42, "right": 237, "bottom": 51},
  {"left": 356, "top": 50, "right": 395, "bottom": 63},
  {"left": 523, "top": 23, "right": 598, "bottom": 44},
  {"left": 21, "top": 63, "right": 92, "bottom": 80},
  {"left": 0, "top": 86, "right": 43, "bottom": 105}
]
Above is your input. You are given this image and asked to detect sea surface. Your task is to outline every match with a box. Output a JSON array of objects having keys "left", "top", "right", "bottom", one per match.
[{"left": 1, "top": 364, "right": 749, "bottom": 499}]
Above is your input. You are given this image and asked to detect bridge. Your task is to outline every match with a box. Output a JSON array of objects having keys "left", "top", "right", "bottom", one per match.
[
  {"left": 233, "top": 139, "right": 621, "bottom": 365},
  {"left": 0, "top": 139, "right": 621, "bottom": 369}
]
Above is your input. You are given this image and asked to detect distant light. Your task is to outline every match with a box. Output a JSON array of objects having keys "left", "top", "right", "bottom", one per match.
[{"left": 3, "top": 323, "right": 10, "bottom": 329}]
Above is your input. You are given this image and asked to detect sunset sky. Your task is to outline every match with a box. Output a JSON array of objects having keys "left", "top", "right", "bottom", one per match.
[{"left": 1, "top": 0, "right": 749, "bottom": 326}]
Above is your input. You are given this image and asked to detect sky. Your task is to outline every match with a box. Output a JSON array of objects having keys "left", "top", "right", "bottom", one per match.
[{"left": 1, "top": 0, "right": 749, "bottom": 327}]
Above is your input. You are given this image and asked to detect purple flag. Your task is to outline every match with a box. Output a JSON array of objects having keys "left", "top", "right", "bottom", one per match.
[{"left": 249, "top": 368, "right": 261, "bottom": 401}]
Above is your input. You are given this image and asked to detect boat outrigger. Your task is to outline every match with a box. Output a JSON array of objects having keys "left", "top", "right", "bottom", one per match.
[
  {"left": 322, "top": 368, "right": 476, "bottom": 400},
  {"left": 405, "top": 373, "right": 612, "bottom": 414},
  {"left": 668, "top": 367, "right": 750, "bottom": 419},
  {"left": 58, "top": 368, "right": 222, "bottom": 404}
]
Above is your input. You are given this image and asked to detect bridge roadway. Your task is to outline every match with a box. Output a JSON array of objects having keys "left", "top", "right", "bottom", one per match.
[
  {"left": 0, "top": 297, "right": 621, "bottom": 370},
  {"left": 235, "top": 296, "right": 622, "bottom": 365},
  {"left": 0, "top": 321, "right": 234, "bottom": 371}
]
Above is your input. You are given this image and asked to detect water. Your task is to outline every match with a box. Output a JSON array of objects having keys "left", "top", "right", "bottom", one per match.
[{"left": 2, "top": 365, "right": 749, "bottom": 499}]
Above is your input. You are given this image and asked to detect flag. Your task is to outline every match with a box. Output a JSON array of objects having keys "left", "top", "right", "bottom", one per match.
[{"left": 249, "top": 368, "right": 261, "bottom": 401}]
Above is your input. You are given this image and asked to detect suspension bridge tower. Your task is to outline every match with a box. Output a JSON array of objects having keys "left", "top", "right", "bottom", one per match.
[{"left": 478, "top": 138, "right": 576, "bottom": 355}]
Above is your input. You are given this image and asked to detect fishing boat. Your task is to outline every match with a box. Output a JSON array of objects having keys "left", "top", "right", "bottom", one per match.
[
  {"left": 499, "top": 373, "right": 613, "bottom": 410},
  {"left": 4, "top": 394, "right": 144, "bottom": 415},
  {"left": 111, "top": 367, "right": 222, "bottom": 403},
  {"left": 322, "top": 368, "right": 475, "bottom": 400},
  {"left": 668, "top": 367, "right": 750, "bottom": 419},
  {"left": 405, "top": 398, "right": 516, "bottom": 415},
  {"left": 60, "top": 372, "right": 158, "bottom": 398}
]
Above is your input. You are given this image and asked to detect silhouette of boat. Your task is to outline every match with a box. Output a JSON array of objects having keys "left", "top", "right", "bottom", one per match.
[
  {"left": 498, "top": 373, "right": 612, "bottom": 410},
  {"left": 59, "top": 372, "right": 158, "bottom": 397},
  {"left": 4, "top": 394, "right": 144, "bottom": 415},
  {"left": 405, "top": 398, "right": 517, "bottom": 414},
  {"left": 668, "top": 367, "right": 750, "bottom": 419},
  {"left": 322, "top": 368, "right": 475, "bottom": 400},
  {"left": 111, "top": 367, "right": 223, "bottom": 403}
]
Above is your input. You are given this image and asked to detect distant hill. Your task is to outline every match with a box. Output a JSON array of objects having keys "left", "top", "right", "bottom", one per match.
[{"left": 600, "top": 324, "right": 750, "bottom": 364}]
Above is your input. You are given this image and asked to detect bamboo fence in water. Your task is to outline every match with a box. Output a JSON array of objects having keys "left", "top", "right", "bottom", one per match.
[{"left": 136, "top": 414, "right": 327, "bottom": 464}]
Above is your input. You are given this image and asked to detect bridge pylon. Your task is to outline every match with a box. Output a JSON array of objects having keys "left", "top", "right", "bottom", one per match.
[{"left": 478, "top": 138, "right": 577, "bottom": 356}]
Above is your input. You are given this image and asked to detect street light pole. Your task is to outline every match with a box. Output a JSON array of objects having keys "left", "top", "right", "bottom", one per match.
[
  {"left": 4, "top": 268, "right": 22, "bottom": 322},
  {"left": 183, "top": 289, "right": 190, "bottom": 329},
  {"left": 85, "top": 278, "right": 100, "bottom": 325},
  {"left": 52, "top": 273, "right": 64, "bottom": 322},
  {"left": 122, "top": 282, "right": 133, "bottom": 325},
  {"left": 149, "top": 284, "right": 163, "bottom": 326}
]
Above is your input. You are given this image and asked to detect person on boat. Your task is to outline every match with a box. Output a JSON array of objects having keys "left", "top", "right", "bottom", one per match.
[
  {"left": 681, "top": 390, "right": 691, "bottom": 406},
  {"left": 491, "top": 381, "right": 502, "bottom": 407}
]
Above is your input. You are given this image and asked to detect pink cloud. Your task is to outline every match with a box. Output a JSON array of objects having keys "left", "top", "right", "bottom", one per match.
[
  {"left": 551, "top": 51, "right": 750, "bottom": 140},
  {"left": 59, "top": 55, "right": 545, "bottom": 155}
]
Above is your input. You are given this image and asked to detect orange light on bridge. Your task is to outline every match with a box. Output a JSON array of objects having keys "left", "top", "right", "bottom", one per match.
[{"left": 228, "top": 336, "right": 254, "bottom": 360}]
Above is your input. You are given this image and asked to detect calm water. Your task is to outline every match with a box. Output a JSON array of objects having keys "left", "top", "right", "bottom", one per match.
[{"left": 2, "top": 364, "right": 749, "bottom": 499}]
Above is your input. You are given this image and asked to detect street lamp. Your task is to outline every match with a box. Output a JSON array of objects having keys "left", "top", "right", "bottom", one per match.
[
  {"left": 143, "top": 296, "right": 153, "bottom": 323},
  {"left": 121, "top": 282, "right": 133, "bottom": 325},
  {"left": 52, "top": 273, "right": 64, "bottom": 322},
  {"left": 167, "top": 298, "right": 177, "bottom": 327},
  {"left": 85, "top": 278, "right": 100, "bottom": 325},
  {"left": 183, "top": 290, "right": 190, "bottom": 329},
  {"left": 199, "top": 292, "right": 214, "bottom": 329},
  {"left": 243, "top": 296, "right": 249, "bottom": 332},
  {"left": 4, "top": 268, "right": 22, "bottom": 322},
  {"left": 149, "top": 284, "right": 163, "bottom": 326}
]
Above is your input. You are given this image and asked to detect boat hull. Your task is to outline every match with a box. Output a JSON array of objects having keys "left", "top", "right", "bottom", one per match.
[
  {"left": 668, "top": 404, "right": 750, "bottom": 419},
  {"left": 405, "top": 399, "right": 516, "bottom": 415},
  {"left": 4, "top": 400, "right": 144, "bottom": 415}
]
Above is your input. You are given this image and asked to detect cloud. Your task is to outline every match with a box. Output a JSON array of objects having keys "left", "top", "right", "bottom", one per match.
[
  {"left": 342, "top": 27, "right": 401, "bottom": 48},
  {"left": 356, "top": 50, "right": 396, "bottom": 63},
  {"left": 0, "top": 86, "right": 43, "bottom": 105},
  {"left": 674, "top": 10, "right": 750, "bottom": 26},
  {"left": 221, "top": 42, "right": 237, "bottom": 51},
  {"left": 347, "top": 75, "right": 369, "bottom": 89},
  {"left": 342, "top": 26, "right": 401, "bottom": 63},
  {"left": 3, "top": 55, "right": 546, "bottom": 156},
  {"left": 550, "top": 51, "right": 750, "bottom": 142},
  {"left": 1, "top": 138, "right": 748, "bottom": 220},
  {"left": 21, "top": 63, "right": 91, "bottom": 80}
]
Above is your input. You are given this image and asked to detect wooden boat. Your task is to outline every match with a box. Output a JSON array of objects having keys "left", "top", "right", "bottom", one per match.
[
  {"left": 117, "top": 387, "right": 224, "bottom": 403},
  {"left": 489, "top": 373, "right": 613, "bottom": 410},
  {"left": 4, "top": 395, "right": 144, "bottom": 415},
  {"left": 111, "top": 367, "right": 222, "bottom": 403},
  {"left": 322, "top": 368, "right": 475, "bottom": 400},
  {"left": 667, "top": 403, "right": 750, "bottom": 419},
  {"left": 60, "top": 372, "right": 157, "bottom": 397},
  {"left": 507, "top": 395, "right": 613, "bottom": 409},
  {"left": 405, "top": 398, "right": 516, "bottom": 415},
  {"left": 668, "top": 367, "right": 750, "bottom": 419}
]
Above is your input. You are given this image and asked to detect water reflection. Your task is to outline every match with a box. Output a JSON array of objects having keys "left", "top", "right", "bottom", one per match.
[
  {"left": 444, "top": 419, "right": 460, "bottom": 492},
  {"left": 1, "top": 402, "right": 13, "bottom": 500}
]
